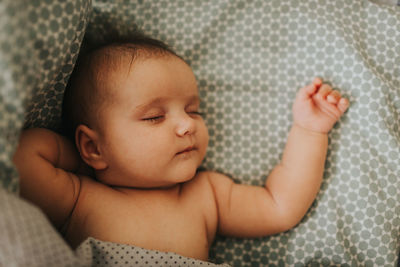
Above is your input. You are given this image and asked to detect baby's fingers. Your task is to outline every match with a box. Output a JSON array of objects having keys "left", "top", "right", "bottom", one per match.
[
  {"left": 297, "top": 85, "right": 316, "bottom": 101},
  {"left": 297, "top": 80, "right": 319, "bottom": 100},
  {"left": 312, "top": 77, "right": 323, "bottom": 87},
  {"left": 327, "top": 90, "right": 341, "bottom": 104},
  {"left": 297, "top": 78, "right": 322, "bottom": 100},
  {"left": 318, "top": 84, "right": 333, "bottom": 99},
  {"left": 337, "top": 98, "right": 349, "bottom": 114},
  {"left": 317, "top": 84, "right": 349, "bottom": 114}
]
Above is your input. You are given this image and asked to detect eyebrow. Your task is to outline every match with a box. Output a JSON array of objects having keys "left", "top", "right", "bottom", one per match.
[{"left": 134, "top": 95, "right": 200, "bottom": 113}]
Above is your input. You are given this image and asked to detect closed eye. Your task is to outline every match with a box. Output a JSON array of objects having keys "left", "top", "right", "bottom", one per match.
[
  {"left": 188, "top": 111, "right": 204, "bottom": 117},
  {"left": 142, "top": 116, "right": 164, "bottom": 123}
]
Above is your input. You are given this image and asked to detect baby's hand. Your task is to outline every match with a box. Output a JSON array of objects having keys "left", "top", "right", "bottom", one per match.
[{"left": 292, "top": 78, "right": 349, "bottom": 134}]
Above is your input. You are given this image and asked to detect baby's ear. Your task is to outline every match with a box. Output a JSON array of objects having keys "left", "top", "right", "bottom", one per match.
[{"left": 75, "top": 125, "right": 108, "bottom": 170}]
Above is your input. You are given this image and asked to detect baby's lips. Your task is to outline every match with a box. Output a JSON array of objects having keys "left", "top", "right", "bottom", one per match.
[{"left": 176, "top": 145, "right": 196, "bottom": 155}]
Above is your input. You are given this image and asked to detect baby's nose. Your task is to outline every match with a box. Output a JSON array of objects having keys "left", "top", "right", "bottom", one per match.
[{"left": 175, "top": 114, "right": 196, "bottom": 137}]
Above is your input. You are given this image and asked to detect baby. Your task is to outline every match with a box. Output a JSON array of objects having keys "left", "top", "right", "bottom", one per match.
[{"left": 13, "top": 35, "right": 349, "bottom": 261}]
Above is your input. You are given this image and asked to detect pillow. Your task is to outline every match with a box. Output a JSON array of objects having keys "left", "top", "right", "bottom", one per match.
[
  {"left": 86, "top": 0, "right": 400, "bottom": 266},
  {"left": 0, "top": 0, "right": 89, "bottom": 266},
  {"left": 0, "top": 0, "right": 89, "bottom": 192}
]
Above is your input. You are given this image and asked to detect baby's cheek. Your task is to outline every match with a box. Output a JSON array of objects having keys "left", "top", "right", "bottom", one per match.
[
  {"left": 203, "top": 128, "right": 210, "bottom": 148},
  {"left": 199, "top": 126, "right": 210, "bottom": 157}
]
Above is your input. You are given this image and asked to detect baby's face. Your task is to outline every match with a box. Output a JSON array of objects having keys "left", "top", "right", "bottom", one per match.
[{"left": 96, "top": 55, "right": 209, "bottom": 188}]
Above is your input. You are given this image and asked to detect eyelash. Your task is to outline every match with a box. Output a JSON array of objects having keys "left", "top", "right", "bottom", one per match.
[
  {"left": 143, "top": 116, "right": 164, "bottom": 123},
  {"left": 142, "top": 112, "right": 204, "bottom": 123},
  {"left": 189, "top": 111, "right": 204, "bottom": 117}
]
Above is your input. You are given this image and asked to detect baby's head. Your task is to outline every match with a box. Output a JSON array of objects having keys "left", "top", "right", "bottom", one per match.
[
  {"left": 62, "top": 35, "right": 178, "bottom": 139},
  {"left": 62, "top": 34, "right": 209, "bottom": 188}
]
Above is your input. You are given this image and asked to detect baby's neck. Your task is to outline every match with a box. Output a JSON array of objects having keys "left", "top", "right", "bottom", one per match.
[
  {"left": 94, "top": 169, "right": 186, "bottom": 190},
  {"left": 110, "top": 182, "right": 183, "bottom": 195}
]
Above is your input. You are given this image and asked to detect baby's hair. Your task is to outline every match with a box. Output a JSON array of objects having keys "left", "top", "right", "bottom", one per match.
[{"left": 62, "top": 32, "right": 178, "bottom": 140}]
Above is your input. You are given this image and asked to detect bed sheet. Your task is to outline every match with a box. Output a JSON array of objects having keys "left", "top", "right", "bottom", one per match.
[
  {"left": 87, "top": 1, "right": 400, "bottom": 266},
  {"left": 1, "top": 0, "right": 399, "bottom": 266}
]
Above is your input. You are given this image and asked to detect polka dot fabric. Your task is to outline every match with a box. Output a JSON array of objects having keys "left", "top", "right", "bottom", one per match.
[
  {"left": 86, "top": 1, "right": 400, "bottom": 266},
  {"left": 0, "top": 0, "right": 91, "bottom": 192},
  {"left": 23, "top": 0, "right": 90, "bottom": 131},
  {"left": 76, "top": 238, "right": 231, "bottom": 267},
  {"left": 1, "top": 0, "right": 399, "bottom": 266}
]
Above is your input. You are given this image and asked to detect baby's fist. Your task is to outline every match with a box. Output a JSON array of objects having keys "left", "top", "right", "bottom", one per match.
[{"left": 292, "top": 78, "right": 349, "bottom": 134}]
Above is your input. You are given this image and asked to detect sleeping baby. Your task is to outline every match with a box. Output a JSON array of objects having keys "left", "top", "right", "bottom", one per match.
[{"left": 13, "top": 34, "right": 349, "bottom": 261}]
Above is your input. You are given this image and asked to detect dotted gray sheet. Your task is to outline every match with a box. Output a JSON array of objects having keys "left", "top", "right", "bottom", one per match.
[{"left": 0, "top": 0, "right": 399, "bottom": 266}]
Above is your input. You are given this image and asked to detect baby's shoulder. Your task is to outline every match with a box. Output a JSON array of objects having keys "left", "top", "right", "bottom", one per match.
[
  {"left": 181, "top": 170, "right": 231, "bottom": 200},
  {"left": 190, "top": 170, "right": 233, "bottom": 187},
  {"left": 76, "top": 174, "right": 108, "bottom": 193},
  {"left": 182, "top": 171, "right": 213, "bottom": 192}
]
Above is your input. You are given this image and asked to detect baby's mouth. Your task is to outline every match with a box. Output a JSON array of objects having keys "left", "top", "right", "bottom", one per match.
[{"left": 177, "top": 146, "right": 196, "bottom": 155}]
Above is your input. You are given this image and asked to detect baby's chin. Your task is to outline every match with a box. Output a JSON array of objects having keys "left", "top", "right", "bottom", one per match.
[{"left": 149, "top": 169, "right": 198, "bottom": 189}]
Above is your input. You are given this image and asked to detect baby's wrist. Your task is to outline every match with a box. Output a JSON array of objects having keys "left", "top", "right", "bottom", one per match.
[{"left": 292, "top": 123, "right": 329, "bottom": 137}]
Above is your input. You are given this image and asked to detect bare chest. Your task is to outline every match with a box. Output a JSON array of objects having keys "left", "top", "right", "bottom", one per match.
[{"left": 65, "top": 183, "right": 215, "bottom": 260}]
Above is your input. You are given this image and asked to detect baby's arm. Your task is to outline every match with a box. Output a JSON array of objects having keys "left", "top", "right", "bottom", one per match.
[
  {"left": 208, "top": 78, "right": 349, "bottom": 237},
  {"left": 13, "top": 128, "right": 84, "bottom": 228},
  {"left": 267, "top": 78, "right": 349, "bottom": 222}
]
